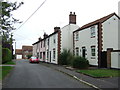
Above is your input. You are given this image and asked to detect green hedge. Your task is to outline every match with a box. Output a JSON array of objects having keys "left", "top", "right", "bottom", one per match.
[
  {"left": 27, "top": 54, "right": 32, "bottom": 59},
  {"left": 2, "top": 48, "right": 12, "bottom": 64},
  {"left": 73, "top": 56, "right": 89, "bottom": 69}
]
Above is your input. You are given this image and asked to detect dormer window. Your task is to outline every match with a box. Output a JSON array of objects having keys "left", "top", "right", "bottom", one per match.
[{"left": 90, "top": 26, "right": 95, "bottom": 38}]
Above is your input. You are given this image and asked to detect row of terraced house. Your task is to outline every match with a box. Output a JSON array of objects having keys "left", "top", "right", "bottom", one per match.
[{"left": 33, "top": 12, "right": 120, "bottom": 69}]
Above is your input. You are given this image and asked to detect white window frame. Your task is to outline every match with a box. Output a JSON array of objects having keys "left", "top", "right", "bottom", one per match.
[
  {"left": 76, "top": 32, "right": 79, "bottom": 41},
  {"left": 76, "top": 47, "right": 79, "bottom": 56},
  {"left": 91, "top": 46, "right": 96, "bottom": 57},
  {"left": 90, "top": 26, "right": 95, "bottom": 38}
]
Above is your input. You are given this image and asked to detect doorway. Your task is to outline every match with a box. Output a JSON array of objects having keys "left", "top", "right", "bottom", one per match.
[{"left": 82, "top": 47, "right": 86, "bottom": 58}]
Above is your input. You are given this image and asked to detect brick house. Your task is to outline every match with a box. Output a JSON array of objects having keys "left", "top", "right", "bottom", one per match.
[{"left": 15, "top": 45, "right": 33, "bottom": 59}]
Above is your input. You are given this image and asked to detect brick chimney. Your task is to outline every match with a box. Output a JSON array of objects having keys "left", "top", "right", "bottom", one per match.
[
  {"left": 38, "top": 37, "right": 42, "bottom": 41},
  {"left": 69, "top": 12, "right": 76, "bottom": 24},
  {"left": 54, "top": 27, "right": 60, "bottom": 32},
  {"left": 43, "top": 33, "right": 48, "bottom": 38}
]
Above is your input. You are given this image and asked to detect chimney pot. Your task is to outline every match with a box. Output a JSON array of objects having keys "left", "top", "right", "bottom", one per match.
[
  {"left": 69, "top": 12, "right": 76, "bottom": 24},
  {"left": 43, "top": 33, "right": 48, "bottom": 38},
  {"left": 54, "top": 27, "right": 60, "bottom": 32}
]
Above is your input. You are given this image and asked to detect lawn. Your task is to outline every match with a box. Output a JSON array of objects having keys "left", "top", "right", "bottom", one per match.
[
  {"left": 0, "top": 66, "right": 13, "bottom": 80},
  {"left": 76, "top": 69, "right": 120, "bottom": 78},
  {"left": 3, "top": 61, "right": 16, "bottom": 65}
]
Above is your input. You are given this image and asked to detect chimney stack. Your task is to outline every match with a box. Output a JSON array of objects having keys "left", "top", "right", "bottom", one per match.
[
  {"left": 69, "top": 12, "right": 76, "bottom": 24},
  {"left": 38, "top": 37, "right": 42, "bottom": 41},
  {"left": 43, "top": 32, "right": 48, "bottom": 38},
  {"left": 54, "top": 27, "right": 60, "bottom": 32}
]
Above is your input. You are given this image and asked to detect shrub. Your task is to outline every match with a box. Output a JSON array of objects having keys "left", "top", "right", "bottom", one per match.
[
  {"left": 73, "top": 56, "right": 89, "bottom": 69},
  {"left": 27, "top": 54, "right": 32, "bottom": 59},
  {"left": 2, "top": 48, "right": 12, "bottom": 64},
  {"left": 59, "top": 49, "right": 73, "bottom": 65}
]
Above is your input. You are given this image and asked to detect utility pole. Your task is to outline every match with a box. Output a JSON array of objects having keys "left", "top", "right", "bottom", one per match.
[{"left": 15, "top": 41, "right": 16, "bottom": 59}]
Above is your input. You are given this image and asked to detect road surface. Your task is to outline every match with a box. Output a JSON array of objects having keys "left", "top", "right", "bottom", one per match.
[{"left": 3, "top": 60, "right": 92, "bottom": 88}]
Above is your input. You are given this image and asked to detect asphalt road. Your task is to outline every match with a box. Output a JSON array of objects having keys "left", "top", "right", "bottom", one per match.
[{"left": 3, "top": 60, "right": 92, "bottom": 88}]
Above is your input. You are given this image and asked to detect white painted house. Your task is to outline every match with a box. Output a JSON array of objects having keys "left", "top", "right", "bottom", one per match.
[
  {"left": 73, "top": 13, "right": 120, "bottom": 69},
  {"left": 45, "top": 27, "right": 61, "bottom": 64},
  {"left": 33, "top": 12, "right": 79, "bottom": 64},
  {"left": 61, "top": 12, "right": 79, "bottom": 53}
]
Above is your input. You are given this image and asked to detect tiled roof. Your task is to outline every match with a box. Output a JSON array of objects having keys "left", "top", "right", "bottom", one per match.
[
  {"left": 32, "top": 30, "right": 60, "bottom": 45},
  {"left": 74, "top": 13, "right": 120, "bottom": 32},
  {"left": 22, "top": 46, "right": 33, "bottom": 51},
  {"left": 15, "top": 49, "right": 22, "bottom": 54}
]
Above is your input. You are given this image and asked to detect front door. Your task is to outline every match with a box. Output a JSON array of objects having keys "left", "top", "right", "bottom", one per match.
[
  {"left": 43, "top": 52, "right": 45, "bottom": 62},
  {"left": 50, "top": 51, "right": 51, "bottom": 62},
  {"left": 82, "top": 47, "right": 86, "bottom": 58},
  {"left": 100, "top": 51, "right": 107, "bottom": 68}
]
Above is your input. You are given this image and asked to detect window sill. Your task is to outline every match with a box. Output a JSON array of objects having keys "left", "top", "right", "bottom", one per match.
[
  {"left": 53, "top": 59, "right": 55, "bottom": 61},
  {"left": 91, "top": 36, "right": 95, "bottom": 38},
  {"left": 91, "top": 57, "right": 96, "bottom": 59},
  {"left": 75, "top": 40, "right": 79, "bottom": 41}
]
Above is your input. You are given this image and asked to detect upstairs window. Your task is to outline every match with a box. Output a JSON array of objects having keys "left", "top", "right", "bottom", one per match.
[
  {"left": 47, "top": 39, "right": 49, "bottom": 46},
  {"left": 76, "top": 32, "right": 79, "bottom": 41},
  {"left": 41, "top": 42, "right": 42, "bottom": 48},
  {"left": 44, "top": 40, "right": 45, "bottom": 47},
  {"left": 53, "top": 35, "right": 56, "bottom": 44},
  {"left": 90, "top": 26, "right": 95, "bottom": 38}
]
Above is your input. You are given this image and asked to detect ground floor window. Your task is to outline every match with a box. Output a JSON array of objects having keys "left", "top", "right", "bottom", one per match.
[
  {"left": 91, "top": 46, "right": 96, "bottom": 56},
  {"left": 47, "top": 49, "right": 49, "bottom": 59},
  {"left": 76, "top": 47, "right": 79, "bottom": 56},
  {"left": 40, "top": 52, "right": 42, "bottom": 59}
]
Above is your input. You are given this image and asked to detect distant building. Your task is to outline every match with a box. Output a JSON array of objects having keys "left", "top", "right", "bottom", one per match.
[
  {"left": 22, "top": 46, "right": 33, "bottom": 59},
  {"left": 15, "top": 45, "right": 33, "bottom": 59},
  {"left": 15, "top": 49, "right": 22, "bottom": 59}
]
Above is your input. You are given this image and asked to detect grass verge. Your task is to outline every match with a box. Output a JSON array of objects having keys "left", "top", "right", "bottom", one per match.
[
  {"left": 76, "top": 69, "right": 120, "bottom": 78},
  {"left": 3, "top": 61, "right": 16, "bottom": 65},
  {"left": 0, "top": 66, "right": 13, "bottom": 80}
]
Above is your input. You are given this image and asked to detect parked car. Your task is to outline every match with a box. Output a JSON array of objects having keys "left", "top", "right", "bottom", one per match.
[{"left": 29, "top": 56, "right": 39, "bottom": 63}]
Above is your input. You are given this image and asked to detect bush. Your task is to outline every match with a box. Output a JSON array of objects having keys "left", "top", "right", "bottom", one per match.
[
  {"left": 73, "top": 56, "right": 89, "bottom": 69},
  {"left": 27, "top": 54, "right": 32, "bottom": 59},
  {"left": 59, "top": 49, "right": 73, "bottom": 65},
  {"left": 2, "top": 48, "right": 12, "bottom": 64}
]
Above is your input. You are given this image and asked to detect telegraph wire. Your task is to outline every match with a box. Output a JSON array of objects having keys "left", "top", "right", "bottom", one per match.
[
  {"left": 14, "top": 33, "right": 37, "bottom": 41},
  {"left": 13, "top": 0, "right": 47, "bottom": 33}
]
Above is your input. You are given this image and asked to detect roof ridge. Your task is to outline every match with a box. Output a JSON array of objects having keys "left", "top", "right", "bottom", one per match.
[{"left": 80, "top": 12, "right": 117, "bottom": 30}]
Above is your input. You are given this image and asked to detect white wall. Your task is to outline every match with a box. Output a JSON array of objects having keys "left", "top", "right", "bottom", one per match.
[
  {"left": 118, "top": 18, "right": 120, "bottom": 50},
  {"left": 45, "top": 33, "right": 58, "bottom": 64},
  {"left": 111, "top": 52, "right": 120, "bottom": 69},
  {"left": 16, "top": 55, "right": 22, "bottom": 59},
  {"left": 102, "top": 15, "right": 119, "bottom": 51},
  {"left": 74, "top": 25, "right": 98, "bottom": 66},
  {"left": 33, "top": 44, "right": 37, "bottom": 56},
  {"left": 61, "top": 24, "right": 79, "bottom": 53}
]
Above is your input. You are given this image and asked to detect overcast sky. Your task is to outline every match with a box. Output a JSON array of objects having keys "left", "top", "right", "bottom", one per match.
[{"left": 9, "top": 0, "right": 119, "bottom": 51}]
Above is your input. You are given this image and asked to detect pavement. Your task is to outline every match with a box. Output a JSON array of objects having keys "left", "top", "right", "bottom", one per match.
[{"left": 40, "top": 62, "right": 120, "bottom": 90}]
